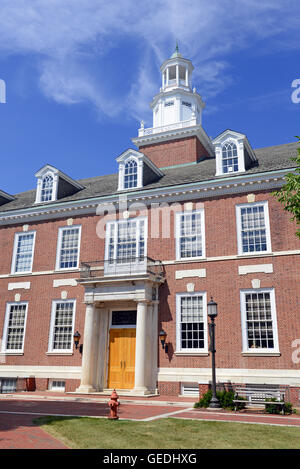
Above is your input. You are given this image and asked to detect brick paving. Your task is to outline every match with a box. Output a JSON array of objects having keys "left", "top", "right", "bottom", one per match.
[
  {"left": 0, "top": 412, "right": 67, "bottom": 449},
  {"left": 0, "top": 393, "right": 300, "bottom": 448}
]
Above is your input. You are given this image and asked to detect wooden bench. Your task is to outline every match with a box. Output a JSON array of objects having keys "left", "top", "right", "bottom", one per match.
[{"left": 233, "top": 385, "right": 286, "bottom": 413}]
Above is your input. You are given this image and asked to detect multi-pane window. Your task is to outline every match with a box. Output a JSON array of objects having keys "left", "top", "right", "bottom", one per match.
[
  {"left": 56, "top": 226, "right": 81, "bottom": 270},
  {"left": 106, "top": 218, "right": 146, "bottom": 264},
  {"left": 41, "top": 174, "right": 54, "bottom": 202},
  {"left": 2, "top": 303, "right": 27, "bottom": 352},
  {"left": 237, "top": 202, "right": 271, "bottom": 254},
  {"left": 176, "top": 294, "right": 207, "bottom": 352},
  {"left": 12, "top": 232, "right": 35, "bottom": 274},
  {"left": 124, "top": 159, "right": 138, "bottom": 189},
  {"left": 241, "top": 290, "right": 278, "bottom": 352},
  {"left": 222, "top": 142, "right": 238, "bottom": 173},
  {"left": 49, "top": 301, "right": 75, "bottom": 352},
  {"left": 49, "top": 380, "right": 66, "bottom": 392},
  {"left": 177, "top": 210, "right": 205, "bottom": 259}
]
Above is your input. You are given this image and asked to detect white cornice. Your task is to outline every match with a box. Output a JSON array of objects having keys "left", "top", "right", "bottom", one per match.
[
  {"left": 0, "top": 169, "right": 290, "bottom": 226},
  {"left": 132, "top": 124, "right": 214, "bottom": 156}
]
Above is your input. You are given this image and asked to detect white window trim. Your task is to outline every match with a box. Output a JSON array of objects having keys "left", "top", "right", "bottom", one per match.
[
  {"left": 176, "top": 291, "right": 208, "bottom": 354},
  {"left": 240, "top": 288, "right": 279, "bottom": 354},
  {"left": 11, "top": 231, "right": 36, "bottom": 275},
  {"left": 104, "top": 217, "right": 148, "bottom": 262},
  {"left": 35, "top": 171, "right": 59, "bottom": 204},
  {"left": 118, "top": 157, "right": 143, "bottom": 191},
  {"left": 1, "top": 302, "right": 28, "bottom": 354},
  {"left": 215, "top": 138, "right": 245, "bottom": 176},
  {"left": 236, "top": 201, "right": 272, "bottom": 256},
  {"left": 55, "top": 225, "right": 82, "bottom": 271},
  {"left": 175, "top": 209, "right": 206, "bottom": 261},
  {"left": 48, "top": 299, "right": 76, "bottom": 354},
  {"left": 48, "top": 379, "right": 66, "bottom": 392}
]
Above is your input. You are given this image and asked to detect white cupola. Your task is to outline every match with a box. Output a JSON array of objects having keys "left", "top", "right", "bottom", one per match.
[
  {"left": 148, "top": 44, "right": 205, "bottom": 131},
  {"left": 133, "top": 45, "right": 214, "bottom": 163}
]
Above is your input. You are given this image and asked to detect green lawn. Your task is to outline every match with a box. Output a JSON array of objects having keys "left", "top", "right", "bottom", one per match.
[{"left": 35, "top": 416, "right": 300, "bottom": 449}]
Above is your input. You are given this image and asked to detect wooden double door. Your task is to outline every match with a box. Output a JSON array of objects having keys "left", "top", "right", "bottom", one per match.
[{"left": 107, "top": 328, "right": 136, "bottom": 389}]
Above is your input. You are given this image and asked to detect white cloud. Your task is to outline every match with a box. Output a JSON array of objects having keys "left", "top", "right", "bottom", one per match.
[{"left": 0, "top": 0, "right": 299, "bottom": 122}]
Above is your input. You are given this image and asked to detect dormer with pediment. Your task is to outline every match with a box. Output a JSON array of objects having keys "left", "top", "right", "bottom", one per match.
[
  {"left": 35, "top": 164, "right": 84, "bottom": 204},
  {"left": 212, "top": 130, "right": 258, "bottom": 177},
  {"left": 117, "top": 149, "right": 163, "bottom": 191}
]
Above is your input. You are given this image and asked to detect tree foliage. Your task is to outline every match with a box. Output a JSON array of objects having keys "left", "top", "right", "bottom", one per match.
[{"left": 274, "top": 136, "right": 300, "bottom": 238}]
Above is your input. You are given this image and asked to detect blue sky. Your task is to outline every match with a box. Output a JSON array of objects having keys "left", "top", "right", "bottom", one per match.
[{"left": 0, "top": 0, "right": 300, "bottom": 195}]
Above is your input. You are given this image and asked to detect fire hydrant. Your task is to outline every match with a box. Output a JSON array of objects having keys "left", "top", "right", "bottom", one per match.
[{"left": 108, "top": 389, "right": 120, "bottom": 419}]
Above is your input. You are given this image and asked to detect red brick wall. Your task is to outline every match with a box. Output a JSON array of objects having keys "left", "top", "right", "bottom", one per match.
[
  {"left": 139, "top": 136, "right": 210, "bottom": 168},
  {"left": 158, "top": 381, "right": 181, "bottom": 396},
  {"left": 0, "top": 188, "right": 299, "bottom": 394}
]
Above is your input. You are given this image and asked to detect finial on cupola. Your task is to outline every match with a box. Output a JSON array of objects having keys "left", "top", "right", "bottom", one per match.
[{"left": 171, "top": 40, "right": 182, "bottom": 58}]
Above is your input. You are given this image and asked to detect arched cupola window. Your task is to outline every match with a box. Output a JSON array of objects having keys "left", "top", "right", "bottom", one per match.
[
  {"left": 41, "top": 174, "right": 54, "bottom": 201},
  {"left": 222, "top": 142, "right": 238, "bottom": 174},
  {"left": 124, "top": 159, "right": 138, "bottom": 189}
]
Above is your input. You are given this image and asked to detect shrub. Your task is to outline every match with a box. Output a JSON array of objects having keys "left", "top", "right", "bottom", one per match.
[
  {"left": 283, "top": 402, "right": 294, "bottom": 415},
  {"left": 264, "top": 398, "right": 294, "bottom": 415},
  {"left": 265, "top": 398, "right": 282, "bottom": 414},
  {"left": 194, "top": 389, "right": 212, "bottom": 408},
  {"left": 194, "top": 390, "right": 246, "bottom": 410}
]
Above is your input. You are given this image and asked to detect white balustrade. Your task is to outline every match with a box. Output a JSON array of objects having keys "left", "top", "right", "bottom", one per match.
[{"left": 138, "top": 118, "right": 197, "bottom": 137}]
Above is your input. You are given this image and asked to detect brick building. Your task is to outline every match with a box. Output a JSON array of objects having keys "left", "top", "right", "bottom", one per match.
[{"left": 0, "top": 47, "right": 299, "bottom": 403}]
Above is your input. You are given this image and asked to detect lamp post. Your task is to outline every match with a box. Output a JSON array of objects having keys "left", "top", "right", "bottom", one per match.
[{"left": 207, "top": 297, "right": 221, "bottom": 409}]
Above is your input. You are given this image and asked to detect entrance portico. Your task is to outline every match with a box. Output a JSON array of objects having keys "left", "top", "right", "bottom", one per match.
[{"left": 76, "top": 259, "right": 164, "bottom": 395}]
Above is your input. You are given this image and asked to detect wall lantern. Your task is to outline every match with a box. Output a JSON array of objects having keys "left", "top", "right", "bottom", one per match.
[
  {"left": 73, "top": 331, "right": 83, "bottom": 354},
  {"left": 159, "top": 329, "right": 168, "bottom": 353}
]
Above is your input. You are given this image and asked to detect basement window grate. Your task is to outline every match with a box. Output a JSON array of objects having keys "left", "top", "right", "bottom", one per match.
[
  {"left": 181, "top": 383, "right": 199, "bottom": 396},
  {"left": 49, "top": 380, "right": 66, "bottom": 392},
  {"left": 0, "top": 378, "right": 17, "bottom": 393}
]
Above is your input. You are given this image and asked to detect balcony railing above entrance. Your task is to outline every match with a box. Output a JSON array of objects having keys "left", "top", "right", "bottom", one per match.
[{"left": 80, "top": 257, "right": 165, "bottom": 280}]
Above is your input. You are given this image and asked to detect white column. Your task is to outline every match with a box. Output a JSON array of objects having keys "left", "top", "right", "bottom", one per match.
[
  {"left": 166, "top": 67, "right": 169, "bottom": 87},
  {"left": 76, "top": 302, "right": 98, "bottom": 393},
  {"left": 176, "top": 65, "right": 179, "bottom": 86},
  {"left": 95, "top": 308, "right": 109, "bottom": 391},
  {"left": 133, "top": 301, "right": 149, "bottom": 394},
  {"left": 185, "top": 67, "right": 189, "bottom": 87},
  {"left": 151, "top": 301, "right": 159, "bottom": 393}
]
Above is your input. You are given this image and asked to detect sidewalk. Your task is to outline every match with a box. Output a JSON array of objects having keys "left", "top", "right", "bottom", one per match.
[{"left": 0, "top": 390, "right": 196, "bottom": 407}]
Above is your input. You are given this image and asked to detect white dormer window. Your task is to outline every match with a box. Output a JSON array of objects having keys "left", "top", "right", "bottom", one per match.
[
  {"left": 213, "top": 130, "right": 257, "bottom": 177},
  {"left": 41, "top": 174, "right": 54, "bottom": 201},
  {"left": 117, "top": 149, "right": 163, "bottom": 191},
  {"left": 35, "top": 164, "right": 83, "bottom": 204},
  {"left": 124, "top": 159, "right": 138, "bottom": 189},
  {"left": 35, "top": 169, "right": 58, "bottom": 203},
  {"left": 222, "top": 142, "right": 238, "bottom": 174}
]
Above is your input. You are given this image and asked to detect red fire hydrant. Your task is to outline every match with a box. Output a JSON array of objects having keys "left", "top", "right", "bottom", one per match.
[{"left": 108, "top": 389, "right": 120, "bottom": 420}]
